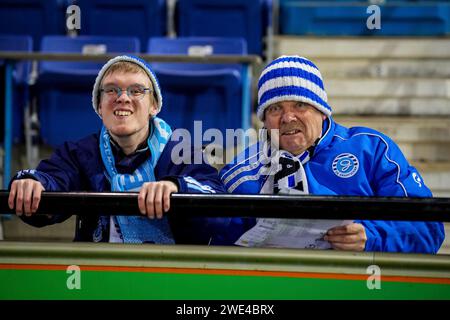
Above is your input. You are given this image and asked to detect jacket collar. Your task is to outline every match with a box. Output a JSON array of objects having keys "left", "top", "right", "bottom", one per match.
[{"left": 313, "top": 116, "right": 335, "bottom": 155}]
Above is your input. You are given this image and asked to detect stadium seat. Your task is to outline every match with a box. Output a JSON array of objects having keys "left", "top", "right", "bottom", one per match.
[
  {"left": 77, "top": 0, "right": 167, "bottom": 50},
  {"left": 147, "top": 37, "right": 250, "bottom": 136},
  {"left": 176, "top": 0, "right": 271, "bottom": 57},
  {"left": 0, "top": 0, "right": 65, "bottom": 50},
  {"left": 0, "top": 35, "right": 33, "bottom": 143},
  {"left": 38, "top": 35, "right": 140, "bottom": 146},
  {"left": 148, "top": 37, "right": 246, "bottom": 71}
]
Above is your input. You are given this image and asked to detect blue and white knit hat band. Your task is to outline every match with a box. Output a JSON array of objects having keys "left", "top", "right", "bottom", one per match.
[
  {"left": 92, "top": 55, "right": 163, "bottom": 117},
  {"left": 257, "top": 55, "right": 331, "bottom": 121}
]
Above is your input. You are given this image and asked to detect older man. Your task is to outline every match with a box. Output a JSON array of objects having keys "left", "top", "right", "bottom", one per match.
[
  {"left": 214, "top": 55, "right": 444, "bottom": 253},
  {"left": 8, "top": 55, "right": 225, "bottom": 244}
]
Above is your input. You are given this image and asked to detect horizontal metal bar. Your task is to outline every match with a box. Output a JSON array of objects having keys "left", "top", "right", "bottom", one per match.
[
  {"left": 0, "top": 191, "right": 449, "bottom": 221},
  {"left": 0, "top": 52, "right": 262, "bottom": 67}
]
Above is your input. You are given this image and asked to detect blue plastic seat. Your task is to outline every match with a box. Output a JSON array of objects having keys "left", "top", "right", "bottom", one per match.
[
  {"left": 147, "top": 37, "right": 249, "bottom": 135},
  {"left": 0, "top": 35, "right": 33, "bottom": 143},
  {"left": 176, "top": 0, "right": 271, "bottom": 57},
  {"left": 38, "top": 35, "right": 140, "bottom": 146},
  {"left": 0, "top": 0, "right": 64, "bottom": 50},
  {"left": 39, "top": 35, "right": 140, "bottom": 84},
  {"left": 148, "top": 37, "right": 246, "bottom": 72},
  {"left": 77, "top": 0, "right": 166, "bottom": 51}
]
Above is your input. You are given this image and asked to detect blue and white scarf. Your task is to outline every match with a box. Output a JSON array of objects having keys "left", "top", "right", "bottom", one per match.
[
  {"left": 97, "top": 117, "right": 175, "bottom": 244},
  {"left": 260, "top": 148, "right": 311, "bottom": 195},
  {"left": 257, "top": 127, "right": 314, "bottom": 195}
]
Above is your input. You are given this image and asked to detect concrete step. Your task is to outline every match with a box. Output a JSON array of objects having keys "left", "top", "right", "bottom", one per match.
[
  {"left": 316, "top": 59, "right": 450, "bottom": 79},
  {"left": 274, "top": 36, "right": 450, "bottom": 59},
  {"left": 326, "top": 78, "right": 450, "bottom": 98},
  {"left": 273, "top": 36, "right": 450, "bottom": 117},
  {"left": 398, "top": 143, "right": 450, "bottom": 162},
  {"left": 334, "top": 116, "right": 450, "bottom": 142},
  {"left": 413, "top": 162, "right": 450, "bottom": 197},
  {"left": 2, "top": 215, "right": 75, "bottom": 242},
  {"left": 330, "top": 98, "right": 450, "bottom": 116},
  {"left": 334, "top": 116, "right": 450, "bottom": 161}
]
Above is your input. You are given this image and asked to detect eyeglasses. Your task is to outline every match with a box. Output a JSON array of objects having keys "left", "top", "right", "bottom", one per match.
[{"left": 100, "top": 84, "right": 153, "bottom": 100}]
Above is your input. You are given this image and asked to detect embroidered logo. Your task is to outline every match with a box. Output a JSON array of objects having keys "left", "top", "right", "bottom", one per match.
[
  {"left": 412, "top": 172, "right": 422, "bottom": 187},
  {"left": 332, "top": 153, "right": 359, "bottom": 178}
]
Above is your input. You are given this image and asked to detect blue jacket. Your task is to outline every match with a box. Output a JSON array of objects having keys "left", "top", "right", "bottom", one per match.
[
  {"left": 213, "top": 117, "right": 445, "bottom": 253},
  {"left": 13, "top": 131, "right": 226, "bottom": 243}
]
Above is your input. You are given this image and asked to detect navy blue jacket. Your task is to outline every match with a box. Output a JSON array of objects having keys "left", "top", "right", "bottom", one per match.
[{"left": 13, "top": 133, "right": 226, "bottom": 243}]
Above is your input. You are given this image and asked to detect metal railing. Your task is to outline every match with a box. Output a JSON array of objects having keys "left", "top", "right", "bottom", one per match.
[{"left": 0, "top": 191, "right": 449, "bottom": 222}]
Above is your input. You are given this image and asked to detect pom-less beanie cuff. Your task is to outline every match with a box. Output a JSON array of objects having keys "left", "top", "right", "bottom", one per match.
[
  {"left": 257, "top": 55, "right": 331, "bottom": 121},
  {"left": 92, "top": 55, "right": 163, "bottom": 117}
]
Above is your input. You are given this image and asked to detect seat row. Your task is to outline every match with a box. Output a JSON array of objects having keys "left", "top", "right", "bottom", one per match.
[
  {"left": 0, "top": 0, "right": 272, "bottom": 57},
  {"left": 0, "top": 35, "right": 250, "bottom": 147}
]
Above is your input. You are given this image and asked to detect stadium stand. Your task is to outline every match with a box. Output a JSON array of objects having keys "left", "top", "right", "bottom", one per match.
[
  {"left": 1, "top": 0, "right": 449, "bottom": 253},
  {"left": 38, "top": 35, "right": 140, "bottom": 146}
]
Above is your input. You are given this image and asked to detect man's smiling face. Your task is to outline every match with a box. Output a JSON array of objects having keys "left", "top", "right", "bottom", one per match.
[{"left": 98, "top": 70, "right": 157, "bottom": 143}]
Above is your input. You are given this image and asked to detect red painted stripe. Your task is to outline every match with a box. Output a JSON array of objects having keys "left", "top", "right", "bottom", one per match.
[{"left": 1, "top": 263, "right": 449, "bottom": 285}]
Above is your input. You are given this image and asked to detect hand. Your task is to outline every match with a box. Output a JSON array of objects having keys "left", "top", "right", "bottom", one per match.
[
  {"left": 324, "top": 223, "right": 367, "bottom": 251},
  {"left": 138, "top": 181, "right": 178, "bottom": 219},
  {"left": 8, "top": 179, "right": 45, "bottom": 217}
]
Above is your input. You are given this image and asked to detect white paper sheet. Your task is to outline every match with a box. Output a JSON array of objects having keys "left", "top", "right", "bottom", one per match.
[{"left": 235, "top": 218, "right": 353, "bottom": 249}]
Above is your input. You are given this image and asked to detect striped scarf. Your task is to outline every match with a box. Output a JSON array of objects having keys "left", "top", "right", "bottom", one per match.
[
  {"left": 97, "top": 117, "right": 175, "bottom": 244},
  {"left": 260, "top": 149, "right": 312, "bottom": 195}
]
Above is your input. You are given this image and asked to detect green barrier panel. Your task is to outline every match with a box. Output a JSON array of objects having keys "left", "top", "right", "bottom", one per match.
[{"left": 1, "top": 241, "right": 449, "bottom": 300}]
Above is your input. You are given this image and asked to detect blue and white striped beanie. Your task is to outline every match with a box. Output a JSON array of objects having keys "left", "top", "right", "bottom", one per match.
[
  {"left": 257, "top": 55, "right": 331, "bottom": 121},
  {"left": 92, "top": 55, "right": 163, "bottom": 117}
]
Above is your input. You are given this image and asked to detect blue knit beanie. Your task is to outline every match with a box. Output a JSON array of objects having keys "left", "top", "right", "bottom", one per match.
[
  {"left": 92, "top": 55, "right": 163, "bottom": 117},
  {"left": 257, "top": 55, "right": 331, "bottom": 121}
]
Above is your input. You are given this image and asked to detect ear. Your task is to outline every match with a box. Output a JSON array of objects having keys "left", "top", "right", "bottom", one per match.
[
  {"left": 95, "top": 90, "right": 104, "bottom": 117},
  {"left": 97, "top": 100, "right": 103, "bottom": 118},
  {"left": 149, "top": 101, "right": 158, "bottom": 118}
]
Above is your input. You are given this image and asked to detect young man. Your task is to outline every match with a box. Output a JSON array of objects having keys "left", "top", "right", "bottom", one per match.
[
  {"left": 8, "top": 55, "right": 225, "bottom": 244},
  {"left": 214, "top": 55, "right": 444, "bottom": 253}
]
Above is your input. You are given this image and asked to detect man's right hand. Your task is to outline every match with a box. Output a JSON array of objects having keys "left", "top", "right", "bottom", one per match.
[{"left": 8, "top": 179, "right": 45, "bottom": 217}]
